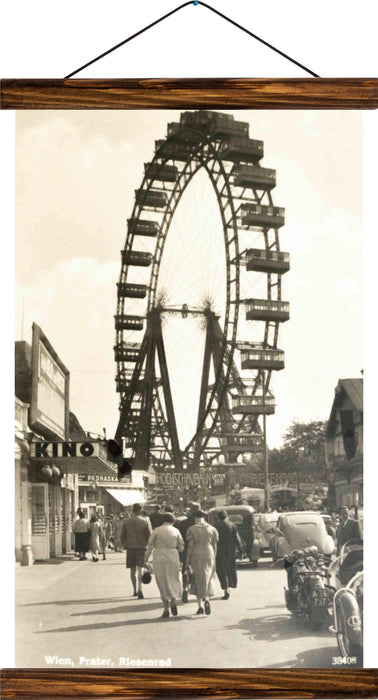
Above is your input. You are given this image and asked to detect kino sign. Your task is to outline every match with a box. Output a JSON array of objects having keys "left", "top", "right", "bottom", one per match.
[{"left": 31, "top": 441, "right": 106, "bottom": 459}]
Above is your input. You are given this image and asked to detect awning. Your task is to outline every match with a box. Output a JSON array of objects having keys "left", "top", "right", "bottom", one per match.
[{"left": 105, "top": 489, "right": 145, "bottom": 506}]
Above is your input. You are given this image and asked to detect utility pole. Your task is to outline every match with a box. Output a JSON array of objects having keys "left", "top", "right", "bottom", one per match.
[
  {"left": 263, "top": 372, "right": 270, "bottom": 511},
  {"left": 263, "top": 412, "right": 270, "bottom": 511}
]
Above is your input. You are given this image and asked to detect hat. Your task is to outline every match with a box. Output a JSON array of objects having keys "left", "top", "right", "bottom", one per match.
[
  {"left": 189, "top": 502, "right": 200, "bottom": 511},
  {"left": 142, "top": 571, "right": 152, "bottom": 584},
  {"left": 194, "top": 509, "right": 207, "bottom": 519}
]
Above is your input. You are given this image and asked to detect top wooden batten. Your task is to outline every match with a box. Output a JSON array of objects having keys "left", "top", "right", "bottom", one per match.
[{"left": 1, "top": 78, "right": 378, "bottom": 109}]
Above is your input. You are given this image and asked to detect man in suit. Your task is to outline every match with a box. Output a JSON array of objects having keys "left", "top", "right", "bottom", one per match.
[
  {"left": 150, "top": 505, "right": 164, "bottom": 529},
  {"left": 121, "top": 503, "right": 152, "bottom": 598},
  {"left": 336, "top": 506, "right": 361, "bottom": 553}
]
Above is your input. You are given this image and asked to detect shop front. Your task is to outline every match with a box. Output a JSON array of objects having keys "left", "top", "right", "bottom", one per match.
[
  {"left": 30, "top": 440, "right": 118, "bottom": 559},
  {"left": 78, "top": 471, "right": 146, "bottom": 516}
]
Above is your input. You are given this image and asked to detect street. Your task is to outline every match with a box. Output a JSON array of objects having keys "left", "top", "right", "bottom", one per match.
[{"left": 16, "top": 552, "right": 340, "bottom": 669}]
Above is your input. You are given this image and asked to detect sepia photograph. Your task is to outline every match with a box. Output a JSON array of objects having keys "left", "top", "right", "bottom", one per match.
[{"left": 13, "top": 107, "right": 366, "bottom": 670}]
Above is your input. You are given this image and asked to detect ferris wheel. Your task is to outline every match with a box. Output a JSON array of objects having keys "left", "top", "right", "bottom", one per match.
[{"left": 114, "top": 110, "right": 290, "bottom": 472}]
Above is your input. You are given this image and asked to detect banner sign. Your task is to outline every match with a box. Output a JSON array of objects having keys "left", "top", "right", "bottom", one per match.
[
  {"left": 228, "top": 469, "right": 298, "bottom": 488},
  {"left": 156, "top": 472, "right": 226, "bottom": 488}
]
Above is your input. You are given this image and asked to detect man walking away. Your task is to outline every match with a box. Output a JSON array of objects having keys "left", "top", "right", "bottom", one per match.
[
  {"left": 336, "top": 506, "right": 362, "bottom": 554},
  {"left": 121, "top": 503, "right": 152, "bottom": 598},
  {"left": 150, "top": 505, "right": 163, "bottom": 529}
]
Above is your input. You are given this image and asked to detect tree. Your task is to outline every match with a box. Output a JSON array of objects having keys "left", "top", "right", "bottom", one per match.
[
  {"left": 269, "top": 419, "right": 328, "bottom": 480},
  {"left": 283, "top": 420, "right": 327, "bottom": 455},
  {"left": 268, "top": 445, "right": 299, "bottom": 474}
]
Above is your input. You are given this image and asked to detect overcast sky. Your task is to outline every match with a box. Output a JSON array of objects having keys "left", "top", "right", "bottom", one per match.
[{"left": 15, "top": 110, "right": 363, "bottom": 448}]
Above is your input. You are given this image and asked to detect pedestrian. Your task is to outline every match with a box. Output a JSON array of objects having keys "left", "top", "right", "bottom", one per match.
[
  {"left": 144, "top": 512, "right": 184, "bottom": 618},
  {"left": 186, "top": 510, "right": 218, "bottom": 615},
  {"left": 73, "top": 507, "right": 83, "bottom": 557},
  {"left": 98, "top": 517, "right": 107, "bottom": 561},
  {"left": 73, "top": 510, "right": 90, "bottom": 560},
  {"left": 121, "top": 503, "right": 152, "bottom": 598},
  {"left": 325, "top": 519, "right": 336, "bottom": 542},
  {"left": 103, "top": 516, "right": 111, "bottom": 549},
  {"left": 89, "top": 514, "right": 102, "bottom": 562},
  {"left": 150, "top": 505, "right": 163, "bottom": 529},
  {"left": 176, "top": 502, "right": 200, "bottom": 603},
  {"left": 214, "top": 510, "right": 241, "bottom": 600},
  {"left": 114, "top": 513, "right": 124, "bottom": 551},
  {"left": 336, "top": 506, "right": 362, "bottom": 554}
]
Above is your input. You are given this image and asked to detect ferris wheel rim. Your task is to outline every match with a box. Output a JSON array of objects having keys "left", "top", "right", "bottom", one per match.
[{"left": 115, "top": 112, "right": 287, "bottom": 466}]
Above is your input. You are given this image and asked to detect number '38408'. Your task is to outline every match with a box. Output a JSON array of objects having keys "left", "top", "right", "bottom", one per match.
[{"left": 332, "top": 656, "right": 357, "bottom": 665}]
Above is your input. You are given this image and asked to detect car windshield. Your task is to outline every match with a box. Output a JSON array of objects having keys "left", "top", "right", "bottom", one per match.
[{"left": 228, "top": 514, "right": 243, "bottom": 524}]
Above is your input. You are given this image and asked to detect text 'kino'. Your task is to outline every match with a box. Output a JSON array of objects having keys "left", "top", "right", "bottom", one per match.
[{"left": 31, "top": 442, "right": 100, "bottom": 458}]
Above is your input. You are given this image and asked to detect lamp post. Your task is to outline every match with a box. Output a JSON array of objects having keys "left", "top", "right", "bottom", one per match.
[
  {"left": 263, "top": 413, "right": 270, "bottom": 511},
  {"left": 263, "top": 374, "right": 270, "bottom": 511}
]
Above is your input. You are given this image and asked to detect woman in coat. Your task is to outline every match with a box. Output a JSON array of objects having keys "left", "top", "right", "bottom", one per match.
[
  {"left": 89, "top": 514, "right": 102, "bottom": 562},
  {"left": 73, "top": 510, "right": 90, "bottom": 560},
  {"left": 97, "top": 515, "right": 107, "bottom": 560},
  {"left": 214, "top": 510, "right": 241, "bottom": 599},
  {"left": 186, "top": 510, "right": 218, "bottom": 615},
  {"left": 145, "top": 512, "right": 184, "bottom": 618}
]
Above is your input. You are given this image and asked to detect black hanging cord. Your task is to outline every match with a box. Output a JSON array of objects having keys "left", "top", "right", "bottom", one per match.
[
  {"left": 64, "top": 1, "right": 193, "bottom": 79},
  {"left": 197, "top": 1, "right": 319, "bottom": 78},
  {"left": 64, "top": 0, "right": 319, "bottom": 80}
]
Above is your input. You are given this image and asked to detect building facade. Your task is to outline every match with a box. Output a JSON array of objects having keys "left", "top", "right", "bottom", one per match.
[
  {"left": 15, "top": 325, "right": 148, "bottom": 564},
  {"left": 15, "top": 326, "right": 91, "bottom": 563},
  {"left": 325, "top": 378, "right": 363, "bottom": 510}
]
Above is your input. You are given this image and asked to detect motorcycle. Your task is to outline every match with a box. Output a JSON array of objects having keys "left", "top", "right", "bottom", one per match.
[{"left": 282, "top": 546, "right": 335, "bottom": 630}]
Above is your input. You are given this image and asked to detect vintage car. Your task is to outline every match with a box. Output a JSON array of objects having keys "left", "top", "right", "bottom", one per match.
[
  {"left": 256, "top": 511, "right": 278, "bottom": 556},
  {"left": 270, "top": 511, "right": 335, "bottom": 562},
  {"left": 208, "top": 505, "right": 260, "bottom": 567},
  {"left": 332, "top": 569, "right": 363, "bottom": 663}
]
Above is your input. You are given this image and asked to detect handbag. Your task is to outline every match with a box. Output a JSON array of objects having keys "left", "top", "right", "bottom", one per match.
[
  {"left": 141, "top": 571, "right": 152, "bottom": 584},
  {"left": 142, "top": 562, "right": 153, "bottom": 584}
]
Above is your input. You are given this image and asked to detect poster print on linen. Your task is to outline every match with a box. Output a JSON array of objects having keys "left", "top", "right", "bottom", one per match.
[{"left": 14, "top": 108, "right": 364, "bottom": 670}]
